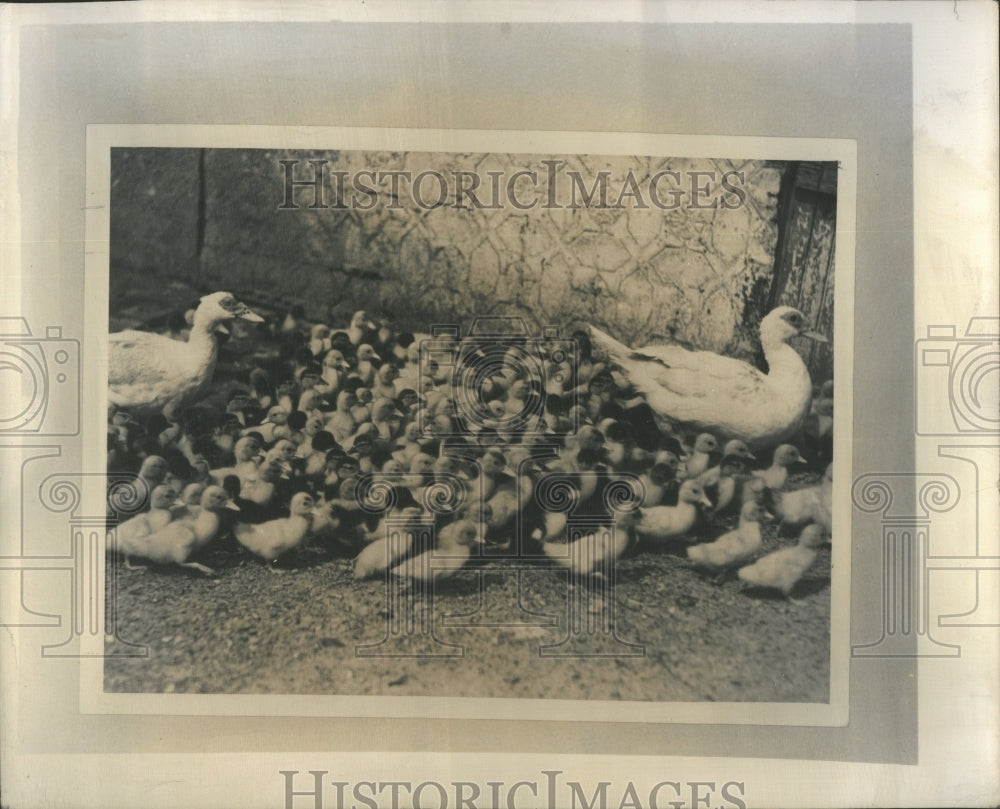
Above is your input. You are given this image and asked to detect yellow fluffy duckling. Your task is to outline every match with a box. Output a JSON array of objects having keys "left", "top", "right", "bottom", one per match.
[
  {"left": 634, "top": 479, "right": 712, "bottom": 543},
  {"left": 687, "top": 502, "right": 764, "bottom": 573},
  {"left": 683, "top": 433, "right": 719, "bottom": 479},
  {"left": 389, "top": 519, "right": 483, "bottom": 584},
  {"left": 774, "top": 462, "right": 833, "bottom": 534},
  {"left": 752, "top": 444, "right": 807, "bottom": 491},
  {"left": 738, "top": 524, "right": 826, "bottom": 597},
  {"left": 120, "top": 485, "right": 238, "bottom": 575},
  {"left": 234, "top": 491, "right": 315, "bottom": 565},
  {"left": 542, "top": 507, "right": 640, "bottom": 577},
  {"left": 696, "top": 439, "right": 755, "bottom": 487},
  {"left": 114, "top": 484, "right": 182, "bottom": 558},
  {"left": 354, "top": 507, "right": 425, "bottom": 579}
]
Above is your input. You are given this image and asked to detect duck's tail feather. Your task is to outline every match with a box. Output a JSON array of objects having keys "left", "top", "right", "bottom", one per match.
[{"left": 589, "top": 325, "right": 633, "bottom": 365}]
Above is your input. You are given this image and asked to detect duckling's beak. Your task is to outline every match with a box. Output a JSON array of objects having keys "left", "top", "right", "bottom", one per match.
[
  {"left": 215, "top": 324, "right": 231, "bottom": 336},
  {"left": 236, "top": 303, "right": 265, "bottom": 323},
  {"left": 225, "top": 501, "right": 241, "bottom": 511},
  {"left": 700, "top": 495, "right": 713, "bottom": 508},
  {"left": 800, "top": 329, "right": 827, "bottom": 343},
  {"left": 173, "top": 499, "right": 185, "bottom": 507}
]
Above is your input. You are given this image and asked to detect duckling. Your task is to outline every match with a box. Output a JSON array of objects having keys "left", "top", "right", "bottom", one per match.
[
  {"left": 392, "top": 421, "right": 424, "bottom": 467},
  {"left": 632, "top": 461, "right": 675, "bottom": 508},
  {"left": 404, "top": 451, "right": 438, "bottom": 494},
  {"left": 773, "top": 462, "right": 833, "bottom": 535},
  {"left": 738, "top": 524, "right": 826, "bottom": 597},
  {"left": 108, "top": 291, "right": 264, "bottom": 419},
  {"left": 682, "top": 433, "right": 719, "bottom": 479},
  {"left": 121, "top": 485, "right": 238, "bottom": 575},
  {"left": 354, "top": 507, "right": 425, "bottom": 579},
  {"left": 249, "top": 368, "right": 275, "bottom": 411},
  {"left": 249, "top": 405, "right": 291, "bottom": 444},
  {"left": 687, "top": 502, "right": 764, "bottom": 575},
  {"left": 480, "top": 462, "right": 534, "bottom": 544},
  {"left": 590, "top": 306, "right": 826, "bottom": 450},
  {"left": 752, "top": 444, "right": 807, "bottom": 491},
  {"left": 740, "top": 475, "right": 770, "bottom": 511},
  {"left": 339, "top": 310, "right": 376, "bottom": 346},
  {"left": 542, "top": 507, "right": 640, "bottom": 577},
  {"left": 708, "top": 455, "right": 752, "bottom": 516},
  {"left": 389, "top": 519, "right": 482, "bottom": 584},
  {"left": 113, "top": 485, "right": 182, "bottom": 562},
  {"left": 209, "top": 435, "right": 261, "bottom": 488},
  {"left": 373, "top": 363, "right": 400, "bottom": 401},
  {"left": 169, "top": 482, "right": 207, "bottom": 521},
  {"left": 234, "top": 491, "right": 315, "bottom": 564},
  {"left": 355, "top": 344, "right": 381, "bottom": 387},
  {"left": 315, "top": 349, "right": 349, "bottom": 398},
  {"left": 634, "top": 479, "right": 712, "bottom": 543},
  {"left": 309, "top": 323, "right": 332, "bottom": 357},
  {"left": 696, "top": 439, "right": 756, "bottom": 486},
  {"left": 327, "top": 391, "right": 358, "bottom": 443},
  {"left": 238, "top": 455, "right": 289, "bottom": 512},
  {"left": 471, "top": 447, "right": 513, "bottom": 502},
  {"left": 137, "top": 455, "right": 169, "bottom": 499}
]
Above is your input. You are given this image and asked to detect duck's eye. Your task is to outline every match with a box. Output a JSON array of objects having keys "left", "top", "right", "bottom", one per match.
[{"left": 220, "top": 296, "right": 236, "bottom": 310}]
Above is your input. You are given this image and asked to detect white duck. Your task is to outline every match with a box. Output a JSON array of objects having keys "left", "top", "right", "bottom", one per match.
[
  {"left": 687, "top": 501, "right": 764, "bottom": 573},
  {"left": 234, "top": 491, "right": 315, "bottom": 564},
  {"left": 738, "top": 524, "right": 826, "bottom": 597},
  {"left": 634, "top": 479, "right": 712, "bottom": 543},
  {"left": 108, "top": 291, "right": 264, "bottom": 418},
  {"left": 590, "top": 306, "right": 826, "bottom": 450},
  {"left": 119, "top": 485, "right": 238, "bottom": 575}
]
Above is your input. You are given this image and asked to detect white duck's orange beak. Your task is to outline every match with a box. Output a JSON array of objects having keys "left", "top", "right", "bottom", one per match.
[
  {"left": 800, "top": 329, "right": 827, "bottom": 343},
  {"left": 700, "top": 495, "right": 713, "bottom": 508},
  {"left": 235, "top": 303, "right": 265, "bottom": 323},
  {"left": 225, "top": 501, "right": 241, "bottom": 511}
]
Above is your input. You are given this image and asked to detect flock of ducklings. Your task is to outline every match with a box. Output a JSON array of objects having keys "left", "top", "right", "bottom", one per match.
[{"left": 107, "top": 298, "right": 834, "bottom": 598}]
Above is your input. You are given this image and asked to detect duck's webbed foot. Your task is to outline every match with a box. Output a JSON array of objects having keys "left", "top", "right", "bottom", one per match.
[{"left": 180, "top": 561, "right": 217, "bottom": 576}]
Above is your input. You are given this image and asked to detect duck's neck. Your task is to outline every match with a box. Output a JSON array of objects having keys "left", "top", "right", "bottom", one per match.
[
  {"left": 187, "top": 317, "right": 223, "bottom": 364},
  {"left": 760, "top": 338, "right": 808, "bottom": 381}
]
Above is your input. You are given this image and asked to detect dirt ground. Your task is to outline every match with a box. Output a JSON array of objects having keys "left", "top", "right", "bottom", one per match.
[{"left": 104, "top": 492, "right": 831, "bottom": 703}]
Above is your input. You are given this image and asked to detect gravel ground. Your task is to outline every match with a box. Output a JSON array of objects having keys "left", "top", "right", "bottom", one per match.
[{"left": 105, "top": 492, "right": 831, "bottom": 702}]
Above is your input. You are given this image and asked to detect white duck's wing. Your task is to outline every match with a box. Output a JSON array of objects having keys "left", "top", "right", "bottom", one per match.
[
  {"left": 629, "top": 345, "right": 767, "bottom": 401},
  {"left": 108, "top": 330, "right": 176, "bottom": 384}
]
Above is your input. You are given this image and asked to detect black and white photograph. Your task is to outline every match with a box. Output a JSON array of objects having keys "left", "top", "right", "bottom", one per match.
[
  {"left": 100, "top": 141, "right": 845, "bottom": 708},
  {"left": 2, "top": 3, "right": 997, "bottom": 808}
]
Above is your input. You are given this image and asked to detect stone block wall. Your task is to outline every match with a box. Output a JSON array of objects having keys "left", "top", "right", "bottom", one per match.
[{"left": 110, "top": 148, "right": 788, "bottom": 359}]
